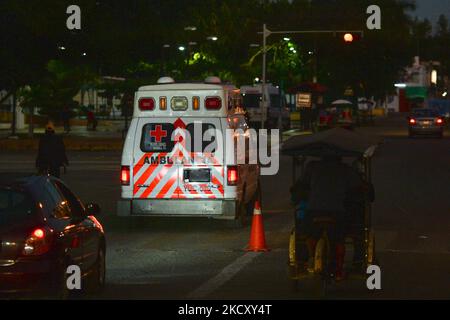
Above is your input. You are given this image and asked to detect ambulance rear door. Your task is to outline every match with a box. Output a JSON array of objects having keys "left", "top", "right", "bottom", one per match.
[
  {"left": 132, "top": 118, "right": 178, "bottom": 200},
  {"left": 132, "top": 117, "right": 225, "bottom": 200},
  {"left": 175, "top": 117, "right": 225, "bottom": 200}
]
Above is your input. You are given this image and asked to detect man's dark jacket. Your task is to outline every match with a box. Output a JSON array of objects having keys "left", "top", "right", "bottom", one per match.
[{"left": 36, "top": 132, "right": 68, "bottom": 169}]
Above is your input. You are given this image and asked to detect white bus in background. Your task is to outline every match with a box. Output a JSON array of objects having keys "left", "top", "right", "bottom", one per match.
[{"left": 240, "top": 83, "right": 290, "bottom": 129}]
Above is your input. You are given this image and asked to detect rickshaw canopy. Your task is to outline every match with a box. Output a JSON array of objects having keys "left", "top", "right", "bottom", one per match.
[{"left": 282, "top": 128, "right": 381, "bottom": 158}]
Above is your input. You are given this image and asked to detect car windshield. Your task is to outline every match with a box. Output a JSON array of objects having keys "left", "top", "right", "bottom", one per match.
[
  {"left": 412, "top": 109, "right": 438, "bottom": 117},
  {"left": 0, "top": 187, "right": 35, "bottom": 226}
]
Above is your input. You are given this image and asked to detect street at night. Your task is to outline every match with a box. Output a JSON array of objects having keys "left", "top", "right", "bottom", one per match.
[
  {"left": 2, "top": 0, "right": 450, "bottom": 314},
  {"left": 2, "top": 115, "right": 450, "bottom": 300}
]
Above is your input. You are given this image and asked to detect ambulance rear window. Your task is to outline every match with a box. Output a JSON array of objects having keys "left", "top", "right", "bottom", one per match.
[
  {"left": 186, "top": 123, "right": 217, "bottom": 153},
  {"left": 140, "top": 122, "right": 217, "bottom": 153},
  {"left": 140, "top": 123, "right": 174, "bottom": 152}
]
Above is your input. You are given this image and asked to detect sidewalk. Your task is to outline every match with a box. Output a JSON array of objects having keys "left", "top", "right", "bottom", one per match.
[
  {"left": 0, "top": 115, "right": 390, "bottom": 152},
  {"left": 0, "top": 124, "right": 126, "bottom": 151}
]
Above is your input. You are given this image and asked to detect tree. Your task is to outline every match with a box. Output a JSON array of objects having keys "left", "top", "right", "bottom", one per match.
[
  {"left": 17, "top": 60, "right": 97, "bottom": 121},
  {"left": 436, "top": 14, "right": 449, "bottom": 38}
]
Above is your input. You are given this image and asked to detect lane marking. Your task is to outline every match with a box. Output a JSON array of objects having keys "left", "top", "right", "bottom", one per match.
[{"left": 187, "top": 252, "right": 262, "bottom": 299}]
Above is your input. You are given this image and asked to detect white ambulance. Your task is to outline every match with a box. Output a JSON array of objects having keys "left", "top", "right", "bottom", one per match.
[{"left": 117, "top": 77, "right": 260, "bottom": 225}]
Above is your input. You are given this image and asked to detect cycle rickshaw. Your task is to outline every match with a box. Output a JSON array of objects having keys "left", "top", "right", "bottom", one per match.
[{"left": 281, "top": 128, "right": 381, "bottom": 294}]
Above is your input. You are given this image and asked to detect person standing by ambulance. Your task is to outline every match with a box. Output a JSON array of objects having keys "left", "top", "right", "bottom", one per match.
[{"left": 36, "top": 122, "right": 69, "bottom": 178}]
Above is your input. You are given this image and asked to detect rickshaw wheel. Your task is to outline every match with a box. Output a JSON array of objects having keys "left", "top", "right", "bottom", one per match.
[
  {"left": 291, "top": 279, "right": 299, "bottom": 292},
  {"left": 288, "top": 229, "right": 297, "bottom": 266},
  {"left": 314, "top": 238, "right": 326, "bottom": 273},
  {"left": 366, "top": 229, "right": 376, "bottom": 265}
]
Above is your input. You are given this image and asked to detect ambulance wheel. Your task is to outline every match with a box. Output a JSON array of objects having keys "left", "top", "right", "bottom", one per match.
[
  {"left": 226, "top": 201, "right": 248, "bottom": 228},
  {"left": 237, "top": 200, "right": 251, "bottom": 227}
]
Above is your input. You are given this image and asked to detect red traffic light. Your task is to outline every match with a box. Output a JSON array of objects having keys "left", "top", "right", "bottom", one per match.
[{"left": 343, "top": 33, "right": 354, "bottom": 43}]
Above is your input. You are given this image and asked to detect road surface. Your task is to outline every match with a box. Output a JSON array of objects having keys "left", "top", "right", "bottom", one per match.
[{"left": 1, "top": 114, "right": 449, "bottom": 299}]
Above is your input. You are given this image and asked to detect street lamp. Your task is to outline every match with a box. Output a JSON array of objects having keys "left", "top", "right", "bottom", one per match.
[
  {"left": 184, "top": 26, "right": 197, "bottom": 31},
  {"left": 207, "top": 36, "right": 218, "bottom": 41},
  {"left": 178, "top": 46, "right": 186, "bottom": 51}
]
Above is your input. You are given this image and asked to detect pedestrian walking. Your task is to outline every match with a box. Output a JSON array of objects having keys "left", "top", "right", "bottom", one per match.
[
  {"left": 61, "top": 106, "right": 71, "bottom": 133},
  {"left": 36, "top": 122, "right": 69, "bottom": 178},
  {"left": 87, "top": 110, "right": 98, "bottom": 131}
]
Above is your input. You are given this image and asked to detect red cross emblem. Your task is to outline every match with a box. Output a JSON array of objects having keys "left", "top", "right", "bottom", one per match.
[{"left": 150, "top": 125, "right": 167, "bottom": 143}]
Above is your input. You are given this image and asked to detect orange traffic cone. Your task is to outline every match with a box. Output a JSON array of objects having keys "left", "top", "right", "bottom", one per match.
[{"left": 246, "top": 201, "right": 269, "bottom": 252}]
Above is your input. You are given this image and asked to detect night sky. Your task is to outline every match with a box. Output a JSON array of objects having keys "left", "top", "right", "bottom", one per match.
[{"left": 414, "top": 0, "right": 450, "bottom": 27}]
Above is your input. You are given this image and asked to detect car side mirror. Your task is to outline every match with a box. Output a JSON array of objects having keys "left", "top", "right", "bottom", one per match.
[{"left": 86, "top": 203, "right": 101, "bottom": 216}]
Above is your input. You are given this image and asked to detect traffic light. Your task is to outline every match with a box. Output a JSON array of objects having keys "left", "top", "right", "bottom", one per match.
[
  {"left": 343, "top": 33, "right": 354, "bottom": 43},
  {"left": 343, "top": 33, "right": 361, "bottom": 44}
]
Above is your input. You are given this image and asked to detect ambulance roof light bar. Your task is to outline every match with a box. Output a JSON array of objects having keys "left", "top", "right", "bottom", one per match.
[
  {"left": 204, "top": 76, "right": 221, "bottom": 84},
  {"left": 157, "top": 77, "right": 175, "bottom": 84}
]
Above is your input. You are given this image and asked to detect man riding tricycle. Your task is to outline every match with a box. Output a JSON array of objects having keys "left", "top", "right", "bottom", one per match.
[{"left": 282, "top": 128, "right": 380, "bottom": 294}]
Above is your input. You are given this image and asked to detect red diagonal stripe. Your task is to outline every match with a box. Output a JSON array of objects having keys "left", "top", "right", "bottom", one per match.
[
  {"left": 139, "top": 163, "right": 172, "bottom": 199},
  {"left": 211, "top": 175, "right": 224, "bottom": 195},
  {"left": 133, "top": 153, "right": 153, "bottom": 175},
  {"left": 133, "top": 153, "right": 165, "bottom": 195},
  {"left": 156, "top": 173, "right": 177, "bottom": 199}
]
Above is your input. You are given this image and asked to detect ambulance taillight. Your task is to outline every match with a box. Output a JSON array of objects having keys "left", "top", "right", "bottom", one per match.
[
  {"left": 159, "top": 97, "right": 167, "bottom": 110},
  {"left": 139, "top": 98, "right": 155, "bottom": 111},
  {"left": 227, "top": 166, "right": 238, "bottom": 186},
  {"left": 193, "top": 96, "right": 200, "bottom": 110},
  {"left": 121, "top": 166, "right": 130, "bottom": 186},
  {"left": 205, "top": 97, "right": 222, "bottom": 110}
]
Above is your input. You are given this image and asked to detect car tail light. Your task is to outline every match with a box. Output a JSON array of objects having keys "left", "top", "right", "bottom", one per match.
[
  {"left": 409, "top": 118, "right": 416, "bottom": 125},
  {"left": 436, "top": 118, "right": 444, "bottom": 125},
  {"left": 227, "top": 166, "right": 238, "bottom": 186},
  {"left": 139, "top": 98, "right": 155, "bottom": 111},
  {"left": 205, "top": 97, "right": 222, "bottom": 110},
  {"left": 23, "top": 227, "right": 52, "bottom": 256},
  {"left": 121, "top": 166, "right": 130, "bottom": 186}
]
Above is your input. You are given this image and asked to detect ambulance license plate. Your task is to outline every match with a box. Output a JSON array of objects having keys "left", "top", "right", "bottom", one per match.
[{"left": 183, "top": 169, "right": 210, "bottom": 182}]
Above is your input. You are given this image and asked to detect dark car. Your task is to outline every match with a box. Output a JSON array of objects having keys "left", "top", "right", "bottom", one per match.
[
  {"left": 408, "top": 108, "right": 445, "bottom": 138},
  {"left": 0, "top": 176, "right": 105, "bottom": 298}
]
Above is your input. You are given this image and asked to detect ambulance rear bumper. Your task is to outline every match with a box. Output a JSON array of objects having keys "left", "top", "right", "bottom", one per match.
[{"left": 117, "top": 199, "right": 237, "bottom": 220}]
